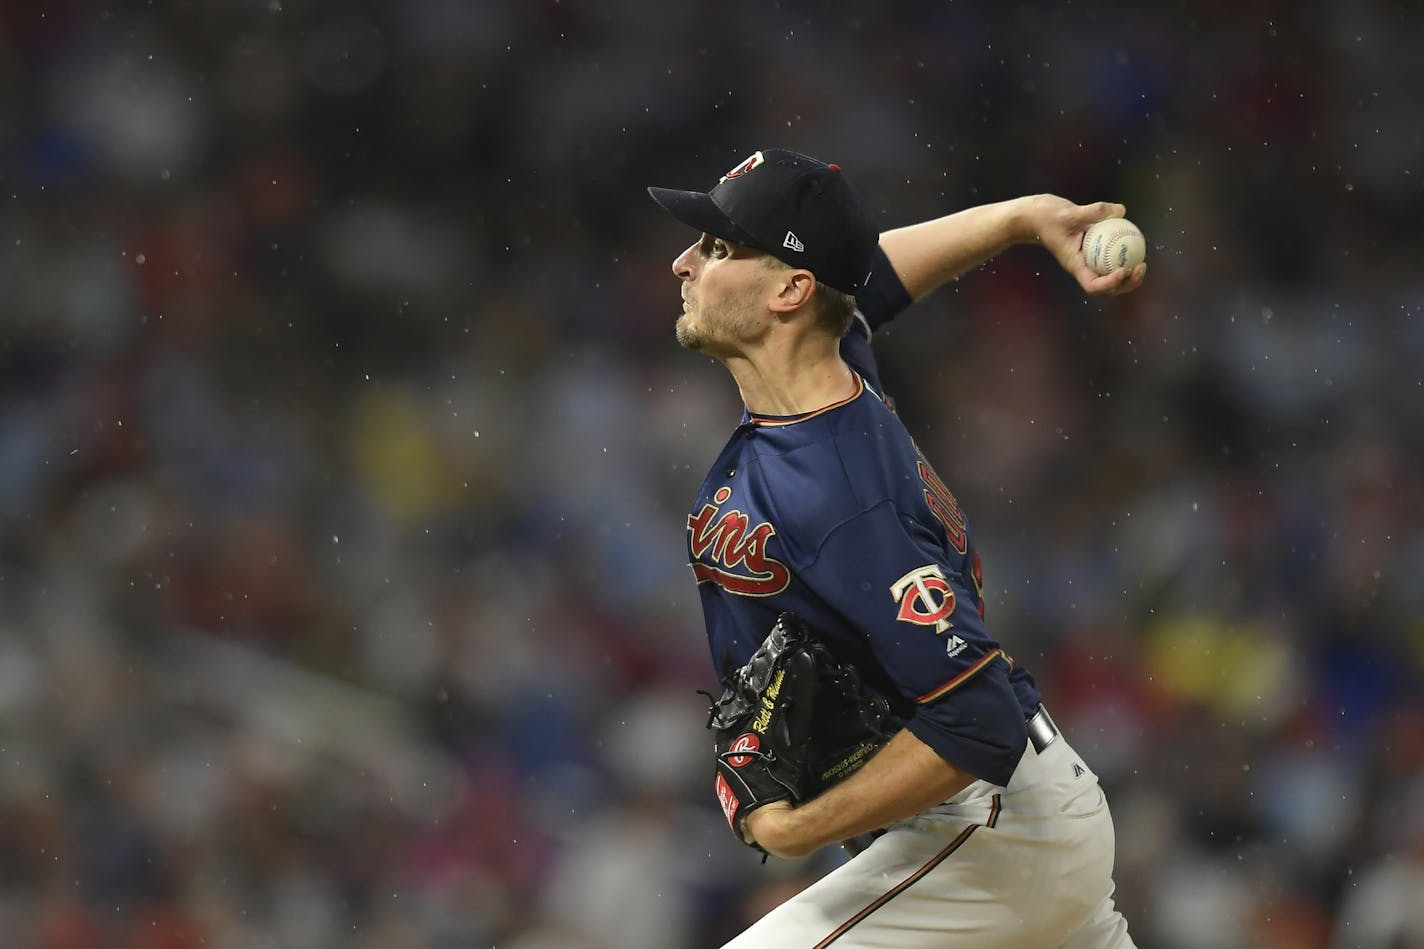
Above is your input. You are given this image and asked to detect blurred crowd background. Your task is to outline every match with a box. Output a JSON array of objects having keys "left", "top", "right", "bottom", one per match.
[{"left": 1, "top": 1, "right": 1422, "bottom": 947}]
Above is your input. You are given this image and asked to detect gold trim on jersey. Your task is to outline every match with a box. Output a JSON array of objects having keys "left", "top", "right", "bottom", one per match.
[
  {"left": 914, "top": 649, "right": 1009, "bottom": 704},
  {"left": 748, "top": 373, "right": 866, "bottom": 426}
]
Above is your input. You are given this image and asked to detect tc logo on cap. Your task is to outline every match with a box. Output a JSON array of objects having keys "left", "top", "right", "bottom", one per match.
[{"left": 720, "top": 151, "right": 765, "bottom": 182}]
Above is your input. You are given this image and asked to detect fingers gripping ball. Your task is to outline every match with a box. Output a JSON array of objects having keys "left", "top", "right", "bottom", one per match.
[
  {"left": 1082, "top": 218, "right": 1146, "bottom": 275},
  {"left": 705, "top": 616, "right": 819, "bottom": 847}
]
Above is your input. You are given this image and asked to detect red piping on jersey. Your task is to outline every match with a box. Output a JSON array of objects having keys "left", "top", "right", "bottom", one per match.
[
  {"left": 748, "top": 373, "right": 865, "bottom": 426},
  {"left": 914, "top": 649, "right": 1008, "bottom": 704}
]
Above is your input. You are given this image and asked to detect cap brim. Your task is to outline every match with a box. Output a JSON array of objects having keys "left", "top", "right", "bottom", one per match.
[{"left": 647, "top": 186, "right": 759, "bottom": 247}]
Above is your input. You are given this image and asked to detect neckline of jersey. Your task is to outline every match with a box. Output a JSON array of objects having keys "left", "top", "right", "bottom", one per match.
[{"left": 746, "top": 372, "right": 866, "bottom": 427}]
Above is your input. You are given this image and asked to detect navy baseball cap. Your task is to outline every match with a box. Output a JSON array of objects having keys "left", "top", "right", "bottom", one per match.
[{"left": 648, "top": 148, "right": 879, "bottom": 294}]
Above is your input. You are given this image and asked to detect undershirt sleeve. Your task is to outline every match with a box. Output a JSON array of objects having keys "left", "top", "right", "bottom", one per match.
[{"left": 854, "top": 246, "right": 913, "bottom": 330}]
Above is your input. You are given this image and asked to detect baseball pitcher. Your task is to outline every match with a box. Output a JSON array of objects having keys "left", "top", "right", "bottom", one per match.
[{"left": 649, "top": 148, "right": 1144, "bottom": 947}]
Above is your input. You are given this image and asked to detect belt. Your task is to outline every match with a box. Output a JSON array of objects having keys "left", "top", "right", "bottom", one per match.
[{"left": 1026, "top": 703, "right": 1059, "bottom": 753}]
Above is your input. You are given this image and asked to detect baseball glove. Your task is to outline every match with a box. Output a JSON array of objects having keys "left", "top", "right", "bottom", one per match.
[{"left": 705, "top": 613, "right": 894, "bottom": 849}]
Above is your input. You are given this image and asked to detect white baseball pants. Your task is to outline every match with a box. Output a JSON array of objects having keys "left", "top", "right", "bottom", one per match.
[{"left": 721, "top": 725, "right": 1135, "bottom": 948}]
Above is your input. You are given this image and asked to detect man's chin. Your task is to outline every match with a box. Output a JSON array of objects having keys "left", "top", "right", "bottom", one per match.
[{"left": 675, "top": 315, "right": 703, "bottom": 351}]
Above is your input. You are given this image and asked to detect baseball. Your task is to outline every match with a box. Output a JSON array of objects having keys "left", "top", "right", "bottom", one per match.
[{"left": 1081, "top": 218, "right": 1146, "bottom": 276}]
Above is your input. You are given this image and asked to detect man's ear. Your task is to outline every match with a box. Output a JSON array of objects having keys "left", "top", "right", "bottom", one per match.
[{"left": 768, "top": 269, "right": 816, "bottom": 314}]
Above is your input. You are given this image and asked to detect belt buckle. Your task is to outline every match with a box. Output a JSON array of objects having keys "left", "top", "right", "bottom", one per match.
[{"left": 1027, "top": 704, "right": 1059, "bottom": 753}]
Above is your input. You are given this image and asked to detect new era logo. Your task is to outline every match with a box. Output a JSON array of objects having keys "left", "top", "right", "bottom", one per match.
[
  {"left": 782, "top": 231, "right": 804, "bottom": 252},
  {"left": 945, "top": 634, "right": 967, "bottom": 658}
]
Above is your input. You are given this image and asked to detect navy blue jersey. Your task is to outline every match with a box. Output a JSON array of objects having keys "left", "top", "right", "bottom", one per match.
[{"left": 687, "top": 249, "right": 1041, "bottom": 788}]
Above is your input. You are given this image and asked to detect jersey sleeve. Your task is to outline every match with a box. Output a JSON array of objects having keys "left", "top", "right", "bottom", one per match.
[
  {"left": 854, "top": 246, "right": 913, "bottom": 330},
  {"left": 803, "top": 501, "right": 1027, "bottom": 786}
]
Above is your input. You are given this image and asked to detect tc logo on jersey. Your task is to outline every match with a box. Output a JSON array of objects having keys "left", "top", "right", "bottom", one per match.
[{"left": 890, "top": 564, "right": 956, "bottom": 633}]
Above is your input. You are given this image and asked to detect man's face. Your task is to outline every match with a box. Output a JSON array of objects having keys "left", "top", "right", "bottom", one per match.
[{"left": 671, "top": 234, "right": 775, "bottom": 355}]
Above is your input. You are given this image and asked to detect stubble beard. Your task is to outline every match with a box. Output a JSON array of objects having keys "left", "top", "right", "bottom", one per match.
[
  {"left": 675, "top": 311, "right": 704, "bottom": 350},
  {"left": 675, "top": 296, "right": 759, "bottom": 355}
]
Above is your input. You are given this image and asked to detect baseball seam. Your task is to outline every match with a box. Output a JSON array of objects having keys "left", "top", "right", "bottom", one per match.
[{"left": 1090, "top": 225, "right": 1140, "bottom": 273}]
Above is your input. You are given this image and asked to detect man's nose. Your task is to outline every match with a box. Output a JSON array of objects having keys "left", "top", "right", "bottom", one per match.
[{"left": 672, "top": 242, "right": 698, "bottom": 280}]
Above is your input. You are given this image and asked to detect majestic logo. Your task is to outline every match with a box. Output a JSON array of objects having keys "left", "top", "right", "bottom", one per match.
[
  {"left": 726, "top": 733, "right": 760, "bottom": 767},
  {"left": 782, "top": 231, "right": 804, "bottom": 252},
  {"left": 944, "top": 634, "right": 968, "bottom": 658},
  {"left": 890, "top": 564, "right": 956, "bottom": 633},
  {"left": 720, "top": 151, "right": 765, "bottom": 182},
  {"left": 688, "top": 486, "right": 791, "bottom": 596}
]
